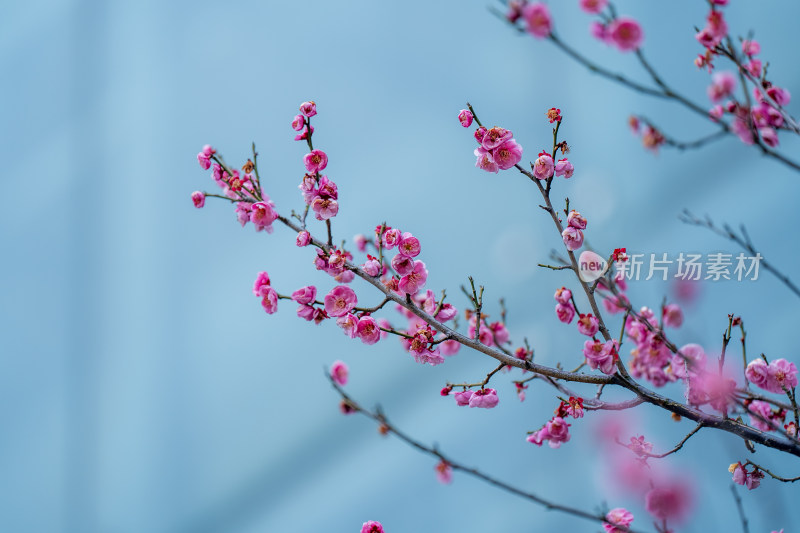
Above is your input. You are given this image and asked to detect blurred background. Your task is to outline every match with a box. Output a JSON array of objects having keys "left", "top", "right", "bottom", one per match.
[{"left": 3, "top": 0, "right": 800, "bottom": 531}]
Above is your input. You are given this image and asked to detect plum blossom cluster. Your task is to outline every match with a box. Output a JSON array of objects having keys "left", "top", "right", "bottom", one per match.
[
  {"left": 506, "top": 0, "right": 644, "bottom": 52},
  {"left": 533, "top": 149, "right": 574, "bottom": 181},
  {"left": 193, "top": 145, "right": 279, "bottom": 233},
  {"left": 293, "top": 102, "right": 342, "bottom": 221},
  {"left": 526, "top": 397, "right": 584, "bottom": 448},
  {"left": 561, "top": 210, "right": 585, "bottom": 251},
  {"left": 505, "top": 2, "right": 552, "bottom": 39},
  {"left": 464, "top": 119, "right": 524, "bottom": 173},
  {"left": 449, "top": 387, "right": 499, "bottom": 409},
  {"left": 694, "top": 3, "right": 792, "bottom": 147},
  {"left": 745, "top": 357, "right": 798, "bottom": 394},
  {"left": 192, "top": 98, "right": 800, "bottom": 532}
]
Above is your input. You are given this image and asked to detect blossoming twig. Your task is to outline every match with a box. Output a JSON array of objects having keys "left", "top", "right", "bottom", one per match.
[{"left": 328, "top": 374, "right": 645, "bottom": 533}]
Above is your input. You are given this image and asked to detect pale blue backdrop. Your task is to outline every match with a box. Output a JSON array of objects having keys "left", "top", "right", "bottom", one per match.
[{"left": 2, "top": 0, "right": 799, "bottom": 532}]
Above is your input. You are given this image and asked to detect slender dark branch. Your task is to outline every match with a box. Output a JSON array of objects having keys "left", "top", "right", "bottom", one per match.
[
  {"left": 645, "top": 422, "right": 704, "bottom": 459},
  {"left": 730, "top": 485, "right": 750, "bottom": 533},
  {"left": 548, "top": 33, "right": 665, "bottom": 97},
  {"left": 447, "top": 362, "right": 506, "bottom": 389}
]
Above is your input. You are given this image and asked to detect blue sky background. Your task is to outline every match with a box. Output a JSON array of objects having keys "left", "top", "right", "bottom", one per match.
[{"left": 3, "top": 0, "right": 800, "bottom": 531}]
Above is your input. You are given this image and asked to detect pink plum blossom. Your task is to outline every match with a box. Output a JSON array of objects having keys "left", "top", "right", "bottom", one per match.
[
  {"left": 330, "top": 360, "right": 349, "bottom": 386},
  {"left": 492, "top": 139, "right": 523, "bottom": 170},
  {"left": 391, "top": 254, "right": 415, "bottom": 276},
  {"left": 357, "top": 316, "right": 381, "bottom": 345},
  {"left": 458, "top": 109, "right": 473, "bottom": 127},
  {"left": 708, "top": 71, "right": 736, "bottom": 102},
  {"left": 299, "top": 101, "right": 317, "bottom": 118},
  {"left": 645, "top": 482, "right": 692, "bottom": 522},
  {"left": 435, "top": 304, "right": 458, "bottom": 322},
  {"left": 360, "top": 521, "right": 384, "bottom": 533},
  {"left": 545, "top": 416, "right": 571, "bottom": 448},
  {"left": 731, "top": 462, "right": 764, "bottom": 490},
  {"left": 382, "top": 228, "right": 401, "bottom": 249},
  {"left": 591, "top": 21, "right": 610, "bottom": 43},
  {"left": 555, "top": 158, "right": 574, "bottom": 178},
  {"left": 747, "top": 400, "right": 774, "bottom": 432},
  {"left": 480, "top": 127, "right": 513, "bottom": 150},
  {"left": 608, "top": 17, "right": 643, "bottom": 51},
  {"left": 291, "top": 114, "right": 305, "bottom": 131},
  {"left": 526, "top": 428, "right": 548, "bottom": 446},
  {"left": 584, "top": 339, "right": 618, "bottom": 374},
  {"left": 767, "top": 86, "right": 791, "bottom": 106},
  {"left": 250, "top": 201, "right": 278, "bottom": 232},
  {"left": 311, "top": 196, "right": 339, "bottom": 221},
  {"left": 253, "top": 271, "right": 271, "bottom": 297},
  {"left": 742, "top": 39, "right": 761, "bottom": 56},
  {"left": 324, "top": 285, "right": 358, "bottom": 317},
  {"left": 567, "top": 210, "right": 587, "bottom": 229},
  {"left": 303, "top": 149, "right": 328, "bottom": 173},
  {"left": 474, "top": 146, "right": 499, "bottom": 173},
  {"left": 696, "top": 10, "right": 727, "bottom": 49},
  {"left": 603, "top": 508, "right": 634, "bottom": 533},
  {"left": 399, "top": 261, "right": 428, "bottom": 295},
  {"left": 554, "top": 287, "right": 572, "bottom": 304},
  {"left": 435, "top": 460, "right": 453, "bottom": 484},
  {"left": 662, "top": 303, "right": 683, "bottom": 328},
  {"left": 353, "top": 234, "right": 367, "bottom": 252},
  {"left": 759, "top": 127, "right": 779, "bottom": 147},
  {"left": 709, "top": 105, "right": 725, "bottom": 120},
  {"left": 469, "top": 388, "right": 499, "bottom": 408},
  {"left": 770, "top": 358, "right": 799, "bottom": 391},
  {"left": 732, "top": 118, "right": 755, "bottom": 144},
  {"left": 197, "top": 144, "right": 215, "bottom": 170},
  {"left": 191, "top": 191, "right": 205, "bottom": 208},
  {"left": 562, "top": 226, "right": 584, "bottom": 251},
  {"left": 260, "top": 288, "right": 278, "bottom": 314},
  {"left": 363, "top": 256, "right": 382, "bottom": 277},
  {"left": 523, "top": 2, "right": 552, "bottom": 38},
  {"left": 337, "top": 313, "right": 358, "bottom": 338},
  {"left": 626, "top": 435, "right": 653, "bottom": 457},
  {"left": 294, "top": 124, "right": 313, "bottom": 141},
  {"left": 398, "top": 232, "right": 421, "bottom": 257},
  {"left": 291, "top": 286, "right": 317, "bottom": 305},
  {"left": 454, "top": 390, "right": 474, "bottom": 406},
  {"left": 296, "top": 304, "right": 315, "bottom": 321},
  {"left": 580, "top": 0, "right": 608, "bottom": 14},
  {"left": 577, "top": 314, "right": 600, "bottom": 336},
  {"left": 440, "top": 339, "right": 461, "bottom": 356},
  {"left": 296, "top": 230, "right": 311, "bottom": 247},
  {"left": 556, "top": 302, "right": 576, "bottom": 324},
  {"left": 533, "top": 152, "right": 554, "bottom": 180},
  {"left": 745, "top": 59, "right": 763, "bottom": 77}
]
